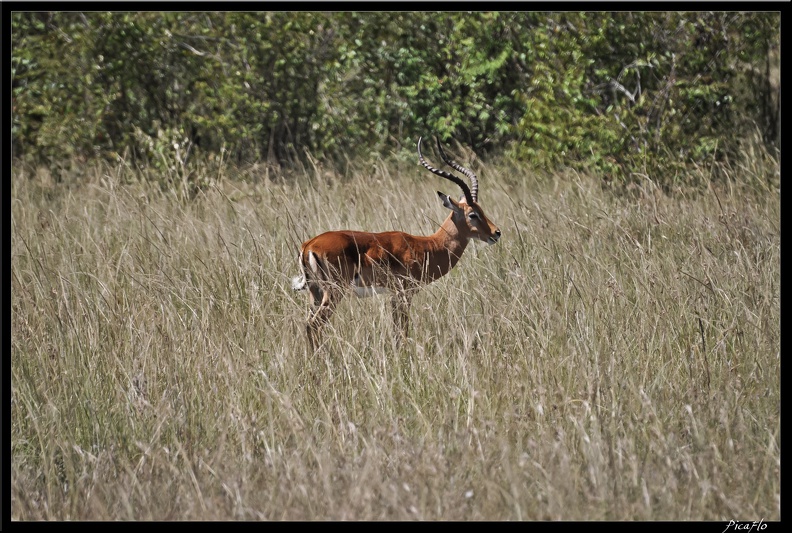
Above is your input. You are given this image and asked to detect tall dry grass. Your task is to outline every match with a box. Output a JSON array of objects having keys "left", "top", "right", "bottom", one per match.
[{"left": 11, "top": 147, "right": 779, "bottom": 520}]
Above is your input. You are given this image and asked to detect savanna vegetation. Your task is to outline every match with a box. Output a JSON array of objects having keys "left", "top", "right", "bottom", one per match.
[
  {"left": 11, "top": 10, "right": 780, "bottom": 521},
  {"left": 12, "top": 11, "right": 779, "bottom": 186}
]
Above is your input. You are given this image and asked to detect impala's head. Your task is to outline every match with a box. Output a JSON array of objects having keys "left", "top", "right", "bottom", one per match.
[
  {"left": 418, "top": 137, "right": 501, "bottom": 244},
  {"left": 436, "top": 192, "right": 501, "bottom": 244}
]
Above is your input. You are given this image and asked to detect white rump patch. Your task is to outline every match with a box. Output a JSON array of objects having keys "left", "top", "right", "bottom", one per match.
[{"left": 308, "top": 252, "right": 319, "bottom": 273}]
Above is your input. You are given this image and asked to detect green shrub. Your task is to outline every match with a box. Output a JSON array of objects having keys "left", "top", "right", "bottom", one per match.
[{"left": 12, "top": 12, "right": 779, "bottom": 189}]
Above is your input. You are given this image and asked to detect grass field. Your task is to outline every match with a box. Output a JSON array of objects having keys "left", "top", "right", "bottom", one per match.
[{"left": 10, "top": 147, "right": 780, "bottom": 520}]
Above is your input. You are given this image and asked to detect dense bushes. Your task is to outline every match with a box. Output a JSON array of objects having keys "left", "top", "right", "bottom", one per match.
[{"left": 11, "top": 11, "right": 779, "bottom": 185}]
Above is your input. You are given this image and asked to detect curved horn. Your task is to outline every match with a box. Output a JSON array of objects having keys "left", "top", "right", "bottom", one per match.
[
  {"left": 436, "top": 137, "right": 479, "bottom": 202},
  {"left": 418, "top": 137, "right": 474, "bottom": 205}
]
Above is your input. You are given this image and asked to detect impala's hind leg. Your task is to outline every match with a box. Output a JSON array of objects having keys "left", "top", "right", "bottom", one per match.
[
  {"left": 300, "top": 250, "right": 340, "bottom": 352},
  {"left": 307, "top": 283, "right": 341, "bottom": 352}
]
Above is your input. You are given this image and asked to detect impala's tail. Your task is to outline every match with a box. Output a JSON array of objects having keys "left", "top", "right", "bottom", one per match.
[
  {"left": 292, "top": 249, "right": 325, "bottom": 291},
  {"left": 291, "top": 273, "right": 307, "bottom": 291},
  {"left": 292, "top": 251, "right": 308, "bottom": 291}
]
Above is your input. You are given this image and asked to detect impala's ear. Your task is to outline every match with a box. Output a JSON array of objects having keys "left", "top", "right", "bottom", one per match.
[{"left": 437, "top": 191, "right": 463, "bottom": 213}]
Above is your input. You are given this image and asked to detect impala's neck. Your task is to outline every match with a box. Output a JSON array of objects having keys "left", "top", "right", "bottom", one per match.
[{"left": 427, "top": 213, "right": 471, "bottom": 275}]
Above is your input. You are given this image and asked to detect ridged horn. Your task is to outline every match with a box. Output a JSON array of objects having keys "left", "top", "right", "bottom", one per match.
[
  {"left": 435, "top": 137, "right": 479, "bottom": 202},
  {"left": 417, "top": 137, "right": 475, "bottom": 206}
]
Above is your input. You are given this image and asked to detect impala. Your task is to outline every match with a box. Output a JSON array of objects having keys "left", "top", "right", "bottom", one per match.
[{"left": 292, "top": 137, "right": 501, "bottom": 351}]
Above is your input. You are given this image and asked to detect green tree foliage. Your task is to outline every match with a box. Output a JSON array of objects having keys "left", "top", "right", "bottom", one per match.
[{"left": 11, "top": 11, "right": 779, "bottom": 186}]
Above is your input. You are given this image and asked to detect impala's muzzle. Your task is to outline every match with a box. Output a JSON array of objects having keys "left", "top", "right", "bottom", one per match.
[{"left": 488, "top": 229, "right": 502, "bottom": 244}]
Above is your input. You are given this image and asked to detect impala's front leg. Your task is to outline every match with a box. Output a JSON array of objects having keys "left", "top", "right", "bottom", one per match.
[{"left": 391, "top": 289, "right": 415, "bottom": 345}]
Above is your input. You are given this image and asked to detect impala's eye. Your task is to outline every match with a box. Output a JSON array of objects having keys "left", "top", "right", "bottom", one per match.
[{"left": 468, "top": 212, "right": 480, "bottom": 221}]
